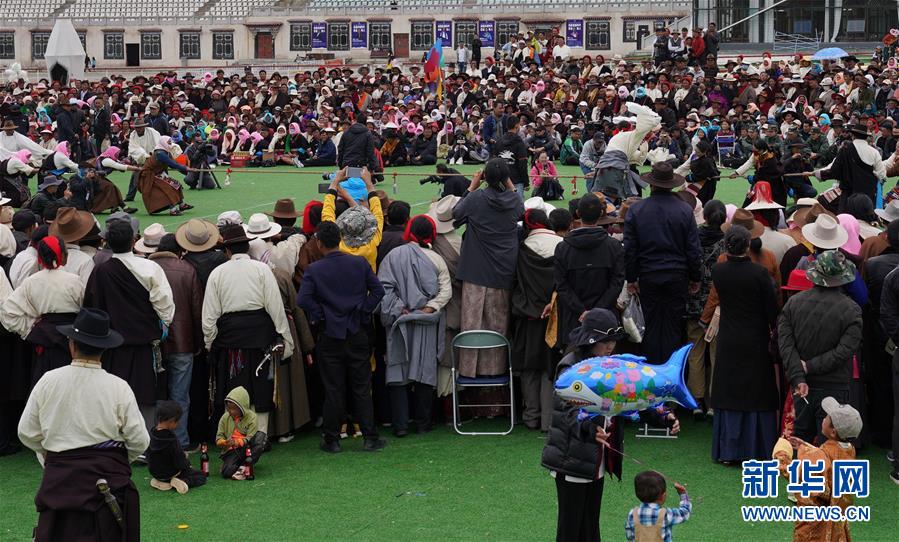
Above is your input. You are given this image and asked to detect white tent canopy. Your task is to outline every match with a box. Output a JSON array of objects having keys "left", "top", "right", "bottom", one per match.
[{"left": 44, "top": 19, "right": 85, "bottom": 84}]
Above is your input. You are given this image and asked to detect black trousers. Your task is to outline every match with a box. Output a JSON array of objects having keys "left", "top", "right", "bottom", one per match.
[
  {"left": 125, "top": 170, "right": 139, "bottom": 200},
  {"left": 0, "top": 400, "right": 24, "bottom": 453},
  {"left": 220, "top": 432, "right": 267, "bottom": 478},
  {"left": 892, "top": 352, "right": 899, "bottom": 472},
  {"left": 388, "top": 383, "right": 434, "bottom": 432},
  {"left": 794, "top": 388, "right": 849, "bottom": 445},
  {"left": 554, "top": 475, "right": 604, "bottom": 542},
  {"left": 638, "top": 272, "right": 689, "bottom": 364},
  {"left": 317, "top": 330, "right": 378, "bottom": 442}
]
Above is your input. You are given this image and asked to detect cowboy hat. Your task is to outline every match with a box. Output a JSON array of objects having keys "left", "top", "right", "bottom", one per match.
[
  {"left": 220, "top": 223, "right": 252, "bottom": 246},
  {"left": 791, "top": 202, "right": 834, "bottom": 228},
  {"left": 426, "top": 195, "right": 461, "bottom": 234},
  {"left": 135, "top": 223, "right": 167, "bottom": 254},
  {"left": 37, "top": 175, "right": 64, "bottom": 191},
  {"left": 175, "top": 219, "right": 220, "bottom": 252},
  {"left": 49, "top": 208, "right": 95, "bottom": 243},
  {"left": 640, "top": 162, "right": 685, "bottom": 189},
  {"left": 806, "top": 249, "right": 856, "bottom": 287},
  {"left": 724, "top": 208, "right": 765, "bottom": 238},
  {"left": 801, "top": 214, "right": 849, "bottom": 249},
  {"left": 243, "top": 213, "right": 282, "bottom": 240},
  {"left": 875, "top": 199, "right": 899, "bottom": 223},
  {"left": 56, "top": 308, "right": 124, "bottom": 350},
  {"left": 848, "top": 124, "right": 871, "bottom": 138},
  {"left": 1, "top": 119, "right": 16, "bottom": 130},
  {"left": 266, "top": 198, "right": 301, "bottom": 219},
  {"left": 0, "top": 193, "right": 10, "bottom": 207}
]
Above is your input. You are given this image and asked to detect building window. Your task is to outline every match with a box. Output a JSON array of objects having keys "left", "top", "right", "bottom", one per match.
[
  {"left": 179, "top": 32, "right": 200, "bottom": 60},
  {"left": 213, "top": 32, "right": 234, "bottom": 59},
  {"left": 370, "top": 22, "right": 391, "bottom": 52},
  {"left": 455, "top": 21, "right": 477, "bottom": 47},
  {"left": 78, "top": 32, "right": 87, "bottom": 53},
  {"left": 411, "top": 21, "right": 433, "bottom": 51},
  {"left": 141, "top": 32, "right": 162, "bottom": 60},
  {"left": 654, "top": 20, "right": 667, "bottom": 31},
  {"left": 31, "top": 32, "right": 50, "bottom": 60},
  {"left": 496, "top": 21, "right": 519, "bottom": 47},
  {"left": 586, "top": 20, "right": 610, "bottom": 50},
  {"left": 0, "top": 32, "right": 14, "bottom": 60},
  {"left": 623, "top": 20, "right": 636, "bottom": 42},
  {"left": 290, "top": 22, "right": 312, "bottom": 51},
  {"left": 104, "top": 32, "right": 124, "bottom": 59},
  {"left": 328, "top": 22, "right": 349, "bottom": 51}
]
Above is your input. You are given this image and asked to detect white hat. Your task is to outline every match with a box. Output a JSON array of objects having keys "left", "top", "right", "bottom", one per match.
[
  {"left": 0, "top": 195, "right": 11, "bottom": 206},
  {"left": 384, "top": 122, "right": 399, "bottom": 129},
  {"left": 524, "top": 196, "right": 556, "bottom": 217},
  {"left": 427, "top": 195, "right": 461, "bottom": 234},
  {"left": 821, "top": 77, "right": 834, "bottom": 86},
  {"left": 875, "top": 199, "right": 899, "bottom": 223},
  {"left": 578, "top": 101, "right": 588, "bottom": 107},
  {"left": 135, "top": 223, "right": 167, "bottom": 253},
  {"left": 216, "top": 210, "right": 243, "bottom": 227},
  {"left": 243, "top": 213, "right": 282, "bottom": 240},
  {"left": 801, "top": 214, "right": 849, "bottom": 249}
]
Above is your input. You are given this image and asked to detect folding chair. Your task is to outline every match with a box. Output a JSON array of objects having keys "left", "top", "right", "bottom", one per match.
[
  {"left": 715, "top": 132, "right": 736, "bottom": 167},
  {"left": 450, "top": 330, "right": 515, "bottom": 436}
]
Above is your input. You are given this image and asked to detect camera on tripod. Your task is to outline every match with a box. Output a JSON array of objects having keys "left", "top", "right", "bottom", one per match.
[{"left": 419, "top": 175, "right": 443, "bottom": 186}]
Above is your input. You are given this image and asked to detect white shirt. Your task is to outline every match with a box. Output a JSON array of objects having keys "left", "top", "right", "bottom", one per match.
[
  {"left": 0, "top": 223, "right": 15, "bottom": 258},
  {"left": 111, "top": 252, "right": 175, "bottom": 325},
  {"left": 524, "top": 229, "right": 563, "bottom": 259},
  {"left": 202, "top": 253, "right": 294, "bottom": 357},
  {"left": 420, "top": 247, "right": 452, "bottom": 312},
  {"left": 51, "top": 152, "right": 79, "bottom": 172},
  {"left": 0, "top": 131, "right": 50, "bottom": 157},
  {"left": 0, "top": 268, "right": 83, "bottom": 337},
  {"left": 605, "top": 102, "right": 661, "bottom": 161},
  {"left": 759, "top": 229, "right": 797, "bottom": 266},
  {"left": 0, "top": 268, "right": 11, "bottom": 301},
  {"left": 128, "top": 128, "right": 160, "bottom": 164},
  {"left": 552, "top": 44, "right": 572, "bottom": 61},
  {"left": 3, "top": 157, "right": 35, "bottom": 176},
  {"left": 266, "top": 233, "right": 306, "bottom": 276},
  {"left": 18, "top": 363, "right": 150, "bottom": 464},
  {"left": 9, "top": 246, "right": 39, "bottom": 289},
  {"left": 100, "top": 157, "right": 130, "bottom": 172},
  {"left": 63, "top": 244, "right": 95, "bottom": 286},
  {"left": 818, "top": 139, "right": 887, "bottom": 180}
]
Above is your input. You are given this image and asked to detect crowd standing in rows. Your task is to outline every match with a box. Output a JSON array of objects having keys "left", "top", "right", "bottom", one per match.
[{"left": 0, "top": 24, "right": 896, "bottom": 541}]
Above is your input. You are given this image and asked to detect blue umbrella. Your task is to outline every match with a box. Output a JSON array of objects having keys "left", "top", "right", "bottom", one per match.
[{"left": 812, "top": 47, "right": 849, "bottom": 61}]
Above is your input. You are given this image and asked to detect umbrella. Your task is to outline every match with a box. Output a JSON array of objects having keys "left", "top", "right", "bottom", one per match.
[{"left": 812, "top": 47, "right": 849, "bottom": 61}]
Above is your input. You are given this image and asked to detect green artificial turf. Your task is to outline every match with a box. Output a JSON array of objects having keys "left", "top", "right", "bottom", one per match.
[{"left": 2, "top": 164, "right": 895, "bottom": 541}]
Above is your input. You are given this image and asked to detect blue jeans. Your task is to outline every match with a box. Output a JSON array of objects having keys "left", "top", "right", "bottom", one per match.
[
  {"left": 164, "top": 352, "right": 193, "bottom": 447},
  {"left": 514, "top": 182, "right": 526, "bottom": 201}
]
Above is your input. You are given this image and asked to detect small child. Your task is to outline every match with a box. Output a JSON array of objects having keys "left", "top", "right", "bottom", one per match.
[
  {"left": 216, "top": 386, "right": 268, "bottom": 480},
  {"left": 773, "top": 397, "right": 862, "bottom": 542},
  {"left": 625, "top": 471, "right": 692, "bottom": 541},
  {"left": 148, "top": 401, "right": 207, "bottom": 494}
]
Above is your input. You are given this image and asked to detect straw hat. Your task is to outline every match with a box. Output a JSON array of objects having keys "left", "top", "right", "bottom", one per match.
[
  {"left": 426, "top": 195, "right": 461, "bottom": 234},
  {"left": 801, "top": 214, "right": 849, "bottom": 249},
  {"left": 135, "top": 223, "right": 167, "bottom": 253},
  {"left": 175, "top": 219, "right": 220, "bottom": 252}
]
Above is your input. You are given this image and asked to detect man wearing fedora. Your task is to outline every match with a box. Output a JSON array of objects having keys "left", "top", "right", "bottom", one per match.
[
  {"left": 202, "top": 224, "right": 294, "bottom": 437},
  {"left": 263, "top": 199, "right": 308, "bottom": 275},
  {"left": 18, "top": 307, "right": 150, "bottom": 541},
  {"left": 49, "top": 207, "right": 96, "bottom": 286},
  {"left": 176, "top": 218, "right": 227, "bottom": 286},
  {"left": 84, "top": 220, "right": 175, "bottom": 439},
  {"left": 816, "top": 124, "right": 886, "bottom": 211},
  {"left": 0, "top": 118, "right": 50, "bottom": 159},
  {"left": 25, "top": 175, "right": 65, "bottom": 222},
  {"left": 779, "top": 250, "right": 862, "bottom": 445},
  {"left": 624, "top": 162, "right": 701, "bottom": 363}
]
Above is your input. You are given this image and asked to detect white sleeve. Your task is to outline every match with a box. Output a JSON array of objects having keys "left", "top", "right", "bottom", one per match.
[
  {"left": 736, "top": 154, "right": 756, "bottom": 176},
  {"left": 261, "top": 265, "right": 294, "bottom": 358},
  {"left": 117, "top": 385, "right": 151, "bottom": 463},
  {"left": 101, "top": 157, "right": 130, "bottom": 171},
  {"left": 8, "top": 158, "right": 35, "bottom": 175},
  {"left": 17, "top": 383, "right": 46, "bottom": 457},
  {"left": 674, "top": 155, "right": 693, "bottom": 177},
  {"left": 873, "top": 150, "right": 887, "bottom": 180},
  {"left": 425, "top": 250, "right": 452, "bottom": 312},
  {"left": 0, "top": 281, "right": 37, "bottom": 338},
  {"left": 201, "top": 272, "right": 223, "bottom": 351},
  {"left": 55, "top": 154, "right": 79, "bottom": 172},
  {"left": 149, "top": 265, "right": 175, "bottom": 325}
]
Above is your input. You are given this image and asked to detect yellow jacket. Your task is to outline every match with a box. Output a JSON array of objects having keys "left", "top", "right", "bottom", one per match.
[{"left": 322, "top": 192, "right": 383, "bottom": 271}]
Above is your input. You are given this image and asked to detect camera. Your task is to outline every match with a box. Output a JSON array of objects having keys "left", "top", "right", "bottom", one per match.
[{"left": 419, "top": 175, "right": 443, "bottom": 186}]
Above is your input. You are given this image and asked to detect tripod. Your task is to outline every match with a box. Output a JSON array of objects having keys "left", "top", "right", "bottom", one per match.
[{"left": 189, "top": 156, "right": 222, "bottom": 190}]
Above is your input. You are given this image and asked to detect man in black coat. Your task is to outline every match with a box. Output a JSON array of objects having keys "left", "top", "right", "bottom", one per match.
[
  {"left": 624, "top": 163, "right": 701, "bottom": 363},
  {"left": 410, "top": 125, "right": 438, "bottom": 166},
  {"left": 338, "top": 113, "right": 378, "bottom": 171},
  {"left": 92, "top": 95, "right": 111, "bottom": 153},
  {"left": 553, "top": 194, "right": 625, "bottom": 347},
  {"left": 146, "top": 103, "right": 169, "bottom": 136},
  {"left": 653, "top": 98, "right": 677, "bottom": 130},
  {"left": 55, "top": 99, "right": 81, "bottom": 151},
  {"left": 493, "top": 115, "right": 529, "bottom": 196}
]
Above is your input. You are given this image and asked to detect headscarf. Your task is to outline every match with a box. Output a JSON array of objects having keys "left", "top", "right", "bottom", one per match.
[
  {"left": 37, "top": 235, "right": 63, "bottom": 270},
  {"left": 154, "top": 136, "right": 173, "bottom": 153},
  {"left": 837, "top": 214, "right": 862, "bottom": 256},
  {"left": 12, "top": 149, "right": 31, "bottom": 164},
  {"left": 54, "top": 141, "right": 69, "bottom": 157},
  {"left": 301, "top": 200, "right": 323, "bottom": 236},
  {"left": 100, "top": 146, "right": 121, "bottom": 160},
  {"left": 289, "top": 122, "right": 301, "bottom": 136},
  {"left": 402, "top": 214, "right": 437, "bottom": 246},
  {"left": 523, "top": 208, "right": 551, "bottom": 232},
  {"left": 237, "top": 128, "right": 251, "bottom": 143}
]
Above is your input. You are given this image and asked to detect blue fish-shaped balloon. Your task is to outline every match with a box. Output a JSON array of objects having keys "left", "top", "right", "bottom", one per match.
[{"left": 555, "top": 344, "right": 698, "bottom": 421}]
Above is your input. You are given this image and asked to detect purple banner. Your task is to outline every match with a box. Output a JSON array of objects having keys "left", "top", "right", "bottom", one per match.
[
  {"left": 478, "top": 21, "right": 495, "bottom": 48},
  {"left": 351, "top": 22, "right": 367, "bottom": 49},
  {"left": 566, "top": 20, "right": 583, "bottom": 48},
  {"left": 436, "top": 21, "right": 452, "bottom": 48},
  {"left": 312, "top": 23, "right": 327, "bottom": 49}
]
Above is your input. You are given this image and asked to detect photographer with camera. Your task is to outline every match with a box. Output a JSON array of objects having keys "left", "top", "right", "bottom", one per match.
[
  {"left": 783, "top": 140, "right": 818, "bottom": 198},
  {"left": 183, "top": 132, "right": 218, "bottom": 190},
  {"left": 420, "top": 164, "right": 469, "bottom": 198}
]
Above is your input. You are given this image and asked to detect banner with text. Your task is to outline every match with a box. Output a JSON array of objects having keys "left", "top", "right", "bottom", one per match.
[
  {"left": 478, "top": 21, "right": 495, "bottom": 48},
  {"left": 436, "top": 21, "right": 452, "bottom": 48},
  {"left": 351, "top": 22, "right": 367, "bottom": 49},
  {"left": 566, "top": 20, "right": 583, "bottom": 48},
  {"left": 312, "top": 23, "right": 327, "bottom": 49}
]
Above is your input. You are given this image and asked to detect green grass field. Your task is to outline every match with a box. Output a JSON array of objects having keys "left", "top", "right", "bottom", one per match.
[{"left": 1, "top": 164, "right": 896, "bottom": 541}]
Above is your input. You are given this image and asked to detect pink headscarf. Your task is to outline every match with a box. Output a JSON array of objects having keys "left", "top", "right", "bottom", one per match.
[
  {"left": 12, "top": 149, "right": 31, "bottom": 164},
  {"left": 289, "top": 122, "right": 301, "bottom": 136},
  {"left": 250, "top": 131, "right": 264, "bottom": 144},
  {"left": 725, "top": 204, "right": 737, "bottom": 224},
  {"left": 837, "top": 214, "right": 862, "bottom": 256},
  {"left": 54, "top": 141, "right": 69, "bottom": 157},
  {"left": 154, "top": 136, "right": 173, "bottom": 153},
  {"left": 100, "top": 146, "right": 121, "bottom": 160},
  {"left": 237, "top": 128, "right": 250, "bottom": 143},
  {"left": 209, "top": 129, "right": 220, "bottom": 141}
]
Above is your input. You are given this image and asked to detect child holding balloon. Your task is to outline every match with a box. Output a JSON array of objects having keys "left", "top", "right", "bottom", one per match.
[{"left": 541, "top": 308, "right": 680, "bottom": 542}]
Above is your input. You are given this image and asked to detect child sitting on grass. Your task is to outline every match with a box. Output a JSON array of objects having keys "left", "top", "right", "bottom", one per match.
[
  {"left": 148, "top": 401, "right": 208, "bottom": 494},
  {"left": 773, "top": 397, "right": 863, "bottom": 542},
  {"left": 625, "top": 471, "right": 692, "bottom": 541},
  {"left": 216, "top": 386, "right": 268, "bottom": 480}
]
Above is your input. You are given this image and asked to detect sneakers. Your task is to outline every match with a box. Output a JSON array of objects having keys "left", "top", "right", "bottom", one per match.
[
  {"left": 320, "top": 440, "right": 342, "bottom": 454},
  {"left": 231, "top": 467, "right": 247, "bottom": 480},
  {"left": 890, "top": 471, "right": 899, "bottom": 486},
  {"left": 150, "top": 478, "right": 172, "bottom": 491},
  {"left": 293, "top": 157, "right": 305, "bottom": 168},
  {"left": 170, "top": 477, "right": 189, "bottom": 494},
  {"left": 134, "top": 454, "right": 148, "bottom": 465},
  {"left": 123, "top": 207, "right": 138, "bottom": 214},
  {"left": 180, "top": 203, "right": 194, "bottom": 211},
  {"left": 278, "top": 434, "right": 295, "bottom": 444},
  {"left": 362, "top": 438, "right": 387, "bottom": 452},
  {"left": 888, "top": 450, "right": 895, "bottom": 464},
  {"left": 393, "top": 428, "right": 408, "bottom": 438}
]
